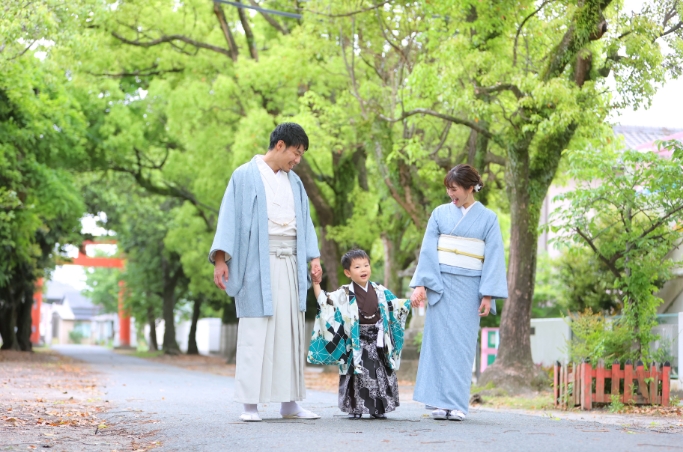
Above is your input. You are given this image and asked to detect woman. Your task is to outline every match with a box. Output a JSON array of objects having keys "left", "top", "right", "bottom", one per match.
[{"left": 410, "top": 164, "right": 508, "bottom": 421}]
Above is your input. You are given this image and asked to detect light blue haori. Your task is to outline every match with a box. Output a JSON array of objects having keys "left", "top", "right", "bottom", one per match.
[
  {"left": 410, "top": 201, "right": 508, "bottom": 414},
  {"left": 208, "top": 156, "right": 320, "bottom": 318}
]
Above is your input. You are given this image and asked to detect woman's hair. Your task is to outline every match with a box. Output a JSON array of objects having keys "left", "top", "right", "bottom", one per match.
[
  {"left": 341, "top": 249, "right": 370, "bottom": 270},
  {"left": 443, "top": 164, "right": 484, "bottom": 192}
]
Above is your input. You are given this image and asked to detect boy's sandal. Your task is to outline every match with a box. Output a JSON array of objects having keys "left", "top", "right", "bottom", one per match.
[
  {"left": 371, "top": 413, "right": 387, "bottom": 419},
  {"left": 239, "top": 412, "right": 262, "bottom": 422},
  {"left": 348, "top": 413, "right": 362, "bottom": 419}
]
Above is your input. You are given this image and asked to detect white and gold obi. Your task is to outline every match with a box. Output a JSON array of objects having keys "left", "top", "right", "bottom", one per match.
[{"left": 437, "top": 234, "right": 485, "bottom": 271}]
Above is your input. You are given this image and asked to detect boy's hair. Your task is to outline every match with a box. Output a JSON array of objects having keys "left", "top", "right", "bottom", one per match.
[
  {"left": 268, "top": 122, "right": 309, "bottom": 151},
  {"left": 341, "top": 249, "right": 370, "bottom": 271}
]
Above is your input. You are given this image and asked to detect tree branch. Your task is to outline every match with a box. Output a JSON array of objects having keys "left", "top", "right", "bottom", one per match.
[
  {"left": 236, "top": 0, "right": 258, "bottom": 60},
  {"left": 485, "top": 152, "right": 507, "bottom": 166},
  {"left": 575, "top": 227, "right": 622, "bottom": 278},
  {"left": 85, "top": 66, "right": 184, "bottom": 78},
  {"left": 295, "top": 158, "right": 334, "bottom": 226},
  {"left": 305, "top": 1, "right": 393, "bottom": 18},
  {"left": 661, "top": 21, "right": 683, "bottom": 39},
  {"left": 111, "top": 31, "right": 233, "bottom": 58},
  {"left": 247, "top": 0, "right": 289, "bottom": 34},
  {"left": 513, "top": 0, "right": 553, "bottom": 67},
  {"left": 380, "top": 108, "right": 504, "bottom": 147},
  {"left": 476, "top": 83, "right": 525, "bottom": 99},
  {"left": 213, "top": 2, "right": 239, "bottom": 61}
]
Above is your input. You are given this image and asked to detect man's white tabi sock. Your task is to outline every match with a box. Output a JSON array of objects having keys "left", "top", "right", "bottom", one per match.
[
  {"left": 243, "top": 403, "right": 258, "bottom": 414},
  {"left": 279, "top": 401, "right": 301, "bottom": 416}
]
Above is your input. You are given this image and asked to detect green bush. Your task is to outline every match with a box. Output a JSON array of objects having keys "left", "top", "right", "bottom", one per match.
[
  {"left": 68, "top": 329, "right": 85, "bottom": 344},
  {"left": 568, "top": 309, "right": 634, "bottom": 363}
]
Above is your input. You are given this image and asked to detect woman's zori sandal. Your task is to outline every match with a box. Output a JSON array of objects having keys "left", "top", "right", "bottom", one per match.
[{"left": 430, "top": 408, "right": 466, "bottom": 421}]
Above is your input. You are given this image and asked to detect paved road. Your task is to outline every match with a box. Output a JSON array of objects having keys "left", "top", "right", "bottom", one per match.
[{"left": 54, "top": 345, "right": 682, "bottom": 451}]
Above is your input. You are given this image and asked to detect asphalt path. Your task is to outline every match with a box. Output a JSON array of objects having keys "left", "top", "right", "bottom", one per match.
[{"left": 53, "top": 345, "right": 683, "bottom": 451}]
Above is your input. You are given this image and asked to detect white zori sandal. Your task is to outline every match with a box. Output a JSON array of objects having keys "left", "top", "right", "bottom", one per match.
[
  {"left": 281, "top": 408, "right": 321, "bottom": 419},
  {"left": 447, "top": 410, "right": 465, "bottom": 421},
  {"left": 239, "top": 412, "right": 262, "bottom": 422},
  {"left": 431, "top": 409, "right": 448, "bottom": 420}
]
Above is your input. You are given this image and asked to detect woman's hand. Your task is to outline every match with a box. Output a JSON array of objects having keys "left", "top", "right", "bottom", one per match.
[
  {"left": 410, "top": 286, "right": 427, "bottom": 308},
  {"left": 478, "top": 296, "right": 492, "bottom": 317}
]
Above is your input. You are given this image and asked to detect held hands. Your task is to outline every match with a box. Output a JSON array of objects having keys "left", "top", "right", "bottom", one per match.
[
  {"left": 310, "top": 258, "right": 323, "bottom": 284},
  {"left": 410, "top": 286, "right": 427, "bottom": 308},
  {"left": 478, "top": 296, "right": 492, "bottom": 317}
]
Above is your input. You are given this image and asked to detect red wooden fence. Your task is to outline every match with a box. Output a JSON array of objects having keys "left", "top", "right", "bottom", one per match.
[{"left": 554, "top": 360, "right": 671, "bottom": 410}]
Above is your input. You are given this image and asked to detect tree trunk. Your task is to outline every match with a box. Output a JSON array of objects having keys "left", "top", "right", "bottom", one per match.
[
  {"left": 319, "top": 228, "right": 340, "bottom": 290},
  {"left": 187, "top": 297, "right": 203, "bottom": 355},
  {"left": 147, "top": 305, "right": 158, "bottom": 352},
  {"left": 15, "top": 284, "right": 34, "bottom": 352},
  {"left": 161, "top": 256, "right": 180, "bottom": 355},
  {"left": 0, "top": 305, "right": 19, "bottom": 350},
  {"left": 479, "top": 171, "right": 544, "bottom": 391}
]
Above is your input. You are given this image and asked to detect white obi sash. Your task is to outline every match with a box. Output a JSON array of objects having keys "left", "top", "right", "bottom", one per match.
[{"left": 437, "top": 234, "right": 485, "bottom": 271}]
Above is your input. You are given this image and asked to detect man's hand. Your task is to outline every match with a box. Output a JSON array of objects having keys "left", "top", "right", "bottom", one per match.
[
  {"left": 478, "top": 296, "right": 492, "bottom": 317},
  {"left": 310, "top": 258, "right": 322, "bottom": 284},
  {"left": 213, "top": 251, "right": 229, "bottom": 290},
  {"left": 410, "top": 286, "right": 427, "bottom": 308}
]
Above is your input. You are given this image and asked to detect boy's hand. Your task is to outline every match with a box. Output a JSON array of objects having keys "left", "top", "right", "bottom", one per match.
[
  {"left": 410, "top": 286, "right": 426, "bottom": 308},
  {"left": 310, "top": 258, "right": 322, "bottom": 284}
]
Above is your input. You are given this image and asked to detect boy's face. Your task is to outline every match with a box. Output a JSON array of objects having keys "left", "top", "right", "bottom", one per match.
[{"left": 344, "top": 258, "right": 371, "bottom": 286}]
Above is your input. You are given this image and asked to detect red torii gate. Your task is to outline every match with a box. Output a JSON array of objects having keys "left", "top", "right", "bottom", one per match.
[{"left": 32, "top": 240, "right": 130, "bottom": 347}]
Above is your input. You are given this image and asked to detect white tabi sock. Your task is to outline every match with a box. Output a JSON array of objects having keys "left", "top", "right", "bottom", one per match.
[
  {"left": 243, "top": 403, "right": 258, "bottom": 414},
  {"left": 279, "top": 401, "right": 301, "bottom": 416}
]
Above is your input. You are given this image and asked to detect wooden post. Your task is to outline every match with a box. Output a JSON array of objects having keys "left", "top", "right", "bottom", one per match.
[
  {"left": 662, "top": 362, "right": 671, "bottom": 407},
  {"left": 574, "top": 362, "right": 581, "bottom": 407},
  {"left": 581, "top": 360, "right": 592, "bottom": 410},
  {"left": 611, "top": 360, "right": 621, "bottom": 402},
  {"left": 636, "top": 360, "right": 649, "bottom": 402},
  {"left": 623, "top": 360, "right": 634, "bottom": 404},
  {"left": 554, "top": 361, "right": 560, "bottom": 408},
  {"left": 595, "top": 359, "right": 605, "bottom": 403},
  {"left": 650, "top": 361, "right": 659, "bottom": 405},
  {"left": 563, "top": 361, "right": 568, "bottom": 409}
]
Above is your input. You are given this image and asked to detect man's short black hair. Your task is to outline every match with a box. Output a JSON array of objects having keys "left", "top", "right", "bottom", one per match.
[
  {"left": 341, "top": 249, "right": 370, "bottom": 271},
  {"left": 268, "top": 122, "right": 309, "bottom": 151}
]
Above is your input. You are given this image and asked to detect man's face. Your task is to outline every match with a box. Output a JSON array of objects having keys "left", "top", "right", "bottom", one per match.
[
  {"left": 274, "top": 140, "right": 305, "bottom": 172},
  {"left": 344, "top": 258, "right": 371, "bottom": 286}
]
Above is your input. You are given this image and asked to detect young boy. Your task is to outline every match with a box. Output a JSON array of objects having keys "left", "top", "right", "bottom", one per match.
[{"left": 308, "top": 249, "right": 411, "bottom": 419}]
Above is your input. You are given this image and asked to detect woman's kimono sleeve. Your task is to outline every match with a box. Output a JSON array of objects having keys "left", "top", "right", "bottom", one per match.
[
  {"left": 479, "top": 215, "right": 508, "bottom": 310},
  {"left": 409, "top": 212, "right": 445, "bottom": 305}
]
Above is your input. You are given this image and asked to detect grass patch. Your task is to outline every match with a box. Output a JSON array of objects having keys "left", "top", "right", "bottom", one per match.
[{"left": 476, "top": 392, "right": 555, "bottom": 410}]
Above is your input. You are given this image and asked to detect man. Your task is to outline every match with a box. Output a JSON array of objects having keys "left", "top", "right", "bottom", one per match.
[{"left": 209, "top": 123, "right": 323, "bottom": 422}]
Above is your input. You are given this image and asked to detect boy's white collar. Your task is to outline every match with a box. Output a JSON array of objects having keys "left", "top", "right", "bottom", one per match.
[{"left": 353, "top": 281, "right": 369, "bottom": 292}]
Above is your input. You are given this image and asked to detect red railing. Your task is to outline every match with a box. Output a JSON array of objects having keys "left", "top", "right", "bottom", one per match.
[{"left": 554, "top": 360, "right": 671, "bottom": 410}]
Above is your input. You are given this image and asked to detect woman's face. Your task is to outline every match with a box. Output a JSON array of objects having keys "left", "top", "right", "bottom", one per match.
[{"left": 446, "top": 184, "right": 473, "bottom": 207}]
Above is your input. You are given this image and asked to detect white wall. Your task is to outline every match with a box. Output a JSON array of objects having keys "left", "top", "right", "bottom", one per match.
[{"left": 530, "top": 318, "right": 571, "bottom": 366}]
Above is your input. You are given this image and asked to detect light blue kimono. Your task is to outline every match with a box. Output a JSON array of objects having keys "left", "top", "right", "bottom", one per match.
[
  {"left": 410, "top": 201, "right": 508, "bottom": 414},
  {"left": 208, "top": 156, "right": 320, "bottom": 318}
]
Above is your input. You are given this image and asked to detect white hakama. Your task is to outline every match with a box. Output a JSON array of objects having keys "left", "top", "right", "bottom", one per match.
[{"left": 234, "top": 237, "right": 306, "bottom": 403}]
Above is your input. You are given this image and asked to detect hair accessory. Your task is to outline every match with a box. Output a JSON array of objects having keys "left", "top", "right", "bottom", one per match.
[{"left": 475, "top": 183, "right": 482, "bottom": 192}]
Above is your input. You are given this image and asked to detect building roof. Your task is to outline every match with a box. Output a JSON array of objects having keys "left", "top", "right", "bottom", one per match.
[
  {"left": 46, "top": 280, "right": 102, "bottom": 320},
  {"left": 614, "top": 125, "right": 683, "bottom": 150}
]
